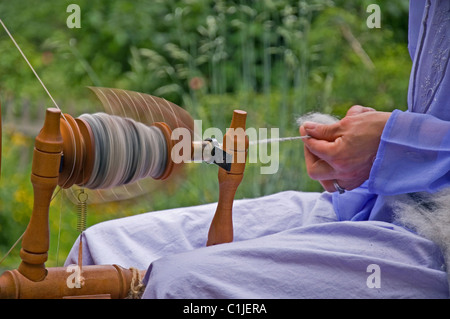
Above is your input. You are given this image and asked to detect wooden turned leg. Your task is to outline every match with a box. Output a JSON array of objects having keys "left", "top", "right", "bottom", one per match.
[
  {"left": 18, "top": 108, "right": 63, "bottom": 281},
  {"left": 207, "top": 110, "right": 248, "bottom": 246}
]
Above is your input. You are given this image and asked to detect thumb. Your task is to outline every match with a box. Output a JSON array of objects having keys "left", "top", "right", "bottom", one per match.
[
  {"left": 302, "top": 121, "right": 340, "bottom": 142},
  {"left": 346, "top": 105, "right": 376, "bottom": 117}
]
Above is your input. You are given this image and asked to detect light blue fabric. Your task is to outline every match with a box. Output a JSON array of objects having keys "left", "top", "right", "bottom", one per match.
[
  {"left": 143, "top": 220, "right": 447, "bottom": 299},
  {"left": 65, "top": 0, "right": 450, "bottom": 298},
  {"left": 407, "top": 0, "right": 426, "bottom": 60},
  {"left": 66, "top": 191, "right": 337, "bottom": 270},
  {"left": 66, "top": 191, "right": 448, "bottom": 298}
]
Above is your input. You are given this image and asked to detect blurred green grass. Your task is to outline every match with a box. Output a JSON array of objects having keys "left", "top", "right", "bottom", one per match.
[{"left": 0, "top": 0, "right": 411, "bottom": 271}]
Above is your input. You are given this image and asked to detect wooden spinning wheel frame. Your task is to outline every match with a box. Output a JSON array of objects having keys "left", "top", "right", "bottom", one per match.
[{"left": 0, "top": 101, "right": 249, "bottom": 299}]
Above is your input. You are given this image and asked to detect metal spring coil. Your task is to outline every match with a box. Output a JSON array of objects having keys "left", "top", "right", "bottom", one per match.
[{"left": 77, "top": 190, "right": 88, "bottom": 233}]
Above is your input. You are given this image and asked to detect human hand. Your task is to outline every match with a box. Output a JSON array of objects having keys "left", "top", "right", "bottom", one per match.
[{"left": 299, "top": 105, "right": 391, "bottom": 193}]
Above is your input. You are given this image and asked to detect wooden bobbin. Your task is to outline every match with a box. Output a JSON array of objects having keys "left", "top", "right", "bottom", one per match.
[
  {"left": 75, "top": 117, "right": 95, "bottom": 186},
  {"left": 59, "top": 114, "right": 82, "bottom": 188},
  {"left": 58, "top": 116, "right": 175, "bottom": 187},
  {"left": 152, "top": 122, "right": 175, "bottom": 180},
  {"left": 58, "top": 114, "right": 96, "bottom": 188}
]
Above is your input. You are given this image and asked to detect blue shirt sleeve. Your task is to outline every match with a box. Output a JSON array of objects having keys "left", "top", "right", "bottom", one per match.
[
  {"left": 407, "top": 0, "right": 426, "bottom": 59},
  {"left": 368, "top": 109, "right": 450, "bottom": 195}
]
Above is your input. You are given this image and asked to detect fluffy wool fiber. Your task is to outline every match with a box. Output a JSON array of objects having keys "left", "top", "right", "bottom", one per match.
[
  {"left": 390, "top": 189, "right": 450, "bottom": 286},
  {"left": 296, "top": 112, "right": 339, "bottom": 127}
]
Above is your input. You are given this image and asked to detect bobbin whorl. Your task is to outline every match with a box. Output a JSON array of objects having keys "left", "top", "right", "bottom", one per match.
[
  {"left": 58, "top": 112, "right": 174, "bottom": 190},
  {"left": 59, "top": 114, "right": 85, "bottom": 189}
]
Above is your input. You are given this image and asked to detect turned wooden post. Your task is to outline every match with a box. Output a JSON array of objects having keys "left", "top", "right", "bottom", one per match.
[
  {"left": 18, "top": 108, "right": 63, "bottom": 282},
  {"left": 207, "top": 110, "right": 248, "bottom": 246}
]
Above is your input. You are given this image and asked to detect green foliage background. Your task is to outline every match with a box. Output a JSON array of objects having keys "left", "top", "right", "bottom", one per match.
[{"left": 0, "top": 0, "right": 411, "bottom": 271}]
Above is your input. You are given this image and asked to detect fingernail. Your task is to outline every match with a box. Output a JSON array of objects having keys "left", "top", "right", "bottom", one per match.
[{"left": 302, "top": 121, "right": 317, "bottom": 130}]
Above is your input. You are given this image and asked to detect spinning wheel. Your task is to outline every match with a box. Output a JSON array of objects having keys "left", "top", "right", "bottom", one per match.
[{"left": 0, "top": 88, "right": 249, "bottom": 298}]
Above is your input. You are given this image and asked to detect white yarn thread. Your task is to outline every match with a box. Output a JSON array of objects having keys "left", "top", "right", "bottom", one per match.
[
  {"left": 0, "top": 19, "right": 79, "bottom": 189},
  {"left": 79, "top": 113, "right": 167, "bottom": 190},
  {"left": 249, "top": 136, "right": 309, "bottom": 145},
  {"left": 246, "top": 113, "right": 340, "bottom": 146}
]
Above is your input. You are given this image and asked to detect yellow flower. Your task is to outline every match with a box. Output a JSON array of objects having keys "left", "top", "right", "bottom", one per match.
[
  {"left": 13, "top": 187, "right": 33, "bottom": 211},
  {"left": 11, "top": 132, "right": 31, "bottom": 147}
]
